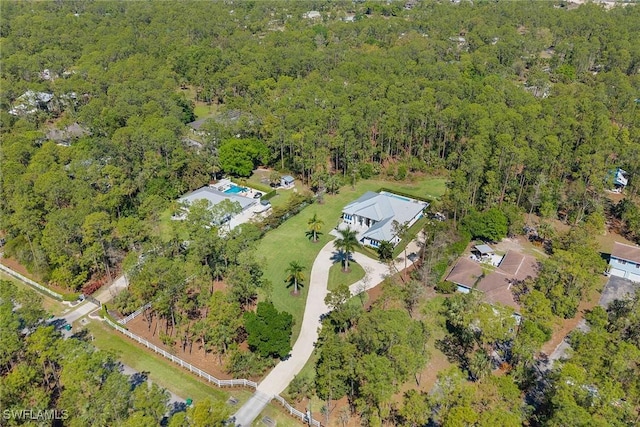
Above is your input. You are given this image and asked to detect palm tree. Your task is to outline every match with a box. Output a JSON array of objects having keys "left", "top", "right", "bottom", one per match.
[
  {"left": 285, "top": 261, "right": 305, "bottom": 295},
  {"left": 334, "top": 227, "right": 359, "bottom": 272},
  {"left": 307, "top": 213, "right": 324, "bottom": 243}
]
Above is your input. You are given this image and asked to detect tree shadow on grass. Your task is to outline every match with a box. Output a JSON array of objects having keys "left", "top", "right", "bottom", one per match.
[{"left": 330, "top": 250, "right": 356, "bottom": 270}]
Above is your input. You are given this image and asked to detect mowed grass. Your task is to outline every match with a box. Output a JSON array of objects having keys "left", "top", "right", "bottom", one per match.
[
  {"left": 256, "top": 176, "right": 447, "bottom": 340},
  {"left": 253, "top": 403, "right": 302, "bottom": 427},
  {"left": 327, "top": 261, "right": 365, "bottom": 292},
  {"left": 86, "top": 320, "right": 251, "bottom": 406},
  {"left": 193, "top": 102, "right": 219, "bottom": 120}
]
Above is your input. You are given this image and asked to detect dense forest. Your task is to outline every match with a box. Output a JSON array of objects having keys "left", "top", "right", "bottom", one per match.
[
  {"left": 1, "top": 0, "right": 640, "bottom": 426},
  {"left": 1, "top": 0, "right": 639, "bottom": 285},
  {"left": 0, "top": 280, "right": 232, "bottom": 427}
]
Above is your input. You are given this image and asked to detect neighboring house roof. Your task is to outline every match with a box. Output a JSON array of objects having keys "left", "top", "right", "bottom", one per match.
[
  {"left": 477, "top": 271, "right": 519, "bottom": 310},
  {"left": 46, "top": 123, "right": 89, "bottom": 142},
  {"left": 282, "top": 175, "right": 295, "bottom": 183},
  {"left": 498, "top": 251, "right": 538, "bottom": 280},
  {"left": 187, "top": 118, "right": 208, "bottom": 131},
  {"left": 474, "top": 244, "right": 494, "bottom": 255},
  {"left": 615, "top": 169, "right": 628, "bottom": 187},
  {"left": 611, "top": 242, "right": 640, "bottom": 264},
  {"left": 179, "top": 187, "right": 254, "bottom": 211},
  {"left": 446, "top": 250, "right": 539, "bottom": 312},
  {"left": 18, "top": 90, "right": 54, "bottom": 104},
  {"left": 446, "top": 258, "right": 483, "bottom": 288},
  {"left": 343, "top": 191, "right": 428, "bottom": 242}
]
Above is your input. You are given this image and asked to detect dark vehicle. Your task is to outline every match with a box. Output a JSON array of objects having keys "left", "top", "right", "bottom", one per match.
[{"left": 253, "top": 192, "right": 263, "bottom": 199}]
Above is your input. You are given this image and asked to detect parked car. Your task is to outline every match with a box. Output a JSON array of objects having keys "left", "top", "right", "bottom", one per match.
[{"left": 253, "top": 192, "right": 263, "bottom": 199}]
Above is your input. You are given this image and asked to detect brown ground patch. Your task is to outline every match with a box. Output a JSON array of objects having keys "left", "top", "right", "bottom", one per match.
[{"left": 126, "top": 314, "right": 263, "bottom": 383}]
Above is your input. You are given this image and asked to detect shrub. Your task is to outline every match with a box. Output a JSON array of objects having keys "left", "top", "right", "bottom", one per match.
[
  {"left": 244, "top": 301, "right": 293, "bottom": 359},
  {"left": 62, "top": 292, "right": 81, "bottom": 302},
  {"left": 435, "top": 281, "right": 456, "bottom": 294},
  {"left": 461, "top": 208, "right": 508, "bottom": 242},
  {"left": 395, "top": 164, "right": 408, "bottom": 180},
  {"left": 262, "top": 190, "right": 277, "bottom": 200},
  {"left": 358, "top": 162, "right": 377, "bottom": 179},
  {"left": 287, "top": 374, "right": 313, "bottom": 402}
]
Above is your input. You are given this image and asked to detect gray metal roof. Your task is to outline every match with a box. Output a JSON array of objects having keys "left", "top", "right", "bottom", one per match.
[
  {"left": 343, "top": 191, "right": 428, "bottom": 242},
  {"left": 282, "top": 175, "right": 295, "bottom": 183},
  {"left": 474, "top": 244, "right": 494, "bottom": 254}
]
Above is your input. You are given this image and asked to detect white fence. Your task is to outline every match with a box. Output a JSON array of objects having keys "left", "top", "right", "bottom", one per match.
[
  {"left": 118, "top": 302, "right": 152, "bottom": 324},
  {"left": 273, "top": 395, "right": 322, "bottom": 427},
  {"left": 104, "top": 318, "right": 258, "bottom": 389},
  {"left": 0, "top": 263, "right": 63, "bottom": 300}
]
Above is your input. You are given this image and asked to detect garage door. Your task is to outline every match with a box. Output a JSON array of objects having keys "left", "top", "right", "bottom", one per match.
[
  {"left": 610, "top": 268, "right": 626, "bottom": 278},
  {"left": 628, "top": 272, "right": 640, "bottom": 283}
]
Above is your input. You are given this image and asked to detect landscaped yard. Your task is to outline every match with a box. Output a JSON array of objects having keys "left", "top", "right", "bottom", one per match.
[
  {"left": 255, "top": 176, "right": 447, "bottom": 340},
  {"left": 327, "top": 262, "right": 365, "bottom": 292},
  {"left": 86, "top": 319, "right": 252, "bottom": 406}
]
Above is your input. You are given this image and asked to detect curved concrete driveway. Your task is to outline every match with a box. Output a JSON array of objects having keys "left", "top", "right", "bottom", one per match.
[
  {"left": 256, "top": 241, "right": 336, "bottom": 396},
  {"left": 234, "top": 239, "right": 420, "bottom": 425}
]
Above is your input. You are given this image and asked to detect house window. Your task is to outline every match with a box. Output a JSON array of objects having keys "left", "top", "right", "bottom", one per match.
[
  {"left": 370, "top": 240, "right": 379, "bottom": 247},
  {"left": 344, "top": 214, "right": 351, "bottom": 221}
]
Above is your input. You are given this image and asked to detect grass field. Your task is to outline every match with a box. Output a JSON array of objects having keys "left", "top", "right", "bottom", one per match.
[
  {"left": 256, "top": 175, "right": 447, "bottom": 341},
  {"left": 86, "top": 320, "right": 252, "bottom": 406},
  {"left": 193, "top": 102, "right": 219, "bottom": 120},
  {"left": 252, "top": 403, "right": 303, "bottom": 427},
  {"left": 327, "top": 261, "right": 365, "bottom": 292}
]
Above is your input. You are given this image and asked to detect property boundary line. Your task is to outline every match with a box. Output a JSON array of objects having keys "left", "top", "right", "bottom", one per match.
[
  {"left": 118, "top": 302, "right": 152, "bottom": 324},
  {"left": 272, "top": 395, "right": 321, "bottom": 427},
  {"left": 0, "top": 263, "right": 63, "bottom": 300},
  {"left": 104, "top": 317, "right": 258, "bottom": 389}
]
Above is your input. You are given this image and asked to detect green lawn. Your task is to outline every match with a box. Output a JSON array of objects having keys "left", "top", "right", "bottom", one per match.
[
  {"left": 327, "top": 261, "right": 365, "bottom": 292},
  {"left": 193, "top": 102, "right": 219, "bottom": 120},
  {"left": 253, "top": 403, "right": 303, "bottom": 427},
  {"left": 86, "top": 320, "right": 251, "bottom": 406},
  {"left": 255, "top": 176, "right": 447, "bottom": 341}
]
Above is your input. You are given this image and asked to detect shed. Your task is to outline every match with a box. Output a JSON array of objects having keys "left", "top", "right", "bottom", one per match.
[
  {"left": 473, "top": 244, "right": 494, "bottom": 258},
  {"left": 281, "top": 175, "right": 295, "bottom": 187}
]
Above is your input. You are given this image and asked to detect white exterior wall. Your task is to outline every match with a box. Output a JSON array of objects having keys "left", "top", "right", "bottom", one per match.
[{"left": 609, "top": 257, "right": 640, "bottom": 282}]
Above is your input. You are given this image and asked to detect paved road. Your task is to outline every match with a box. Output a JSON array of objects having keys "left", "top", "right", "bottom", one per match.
[
  {"left": 232, "top": 391, "right": 272, "bottom": 427},
  {"left": 95, "top": 273, "right": 130, "bottom": 304},
  {"left": 233, "top": 238, "right": 421, "bottom": 425}
]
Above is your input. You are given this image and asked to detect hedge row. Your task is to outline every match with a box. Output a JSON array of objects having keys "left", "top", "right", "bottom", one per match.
[
  {"left": 377, "top": 187, "right": 434, "bottom": 203},
  {"left": 262, "top": 190, "right": 277, "bottom": 200},
  {"left": 258, "top": 193, "right": 314, "bottom": 234}
]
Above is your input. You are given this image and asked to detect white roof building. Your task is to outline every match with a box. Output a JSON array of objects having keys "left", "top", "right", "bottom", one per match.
[{"left": 341, "top": 191, "right": 428, "bottom": 247}]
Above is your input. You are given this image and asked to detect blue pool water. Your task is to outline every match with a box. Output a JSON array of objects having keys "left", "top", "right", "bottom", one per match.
[{"left": 225, "top": 184, "right": 247, "bottom": 194}]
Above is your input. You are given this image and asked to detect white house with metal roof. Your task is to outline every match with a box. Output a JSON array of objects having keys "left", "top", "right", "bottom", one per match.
[
  {"left": 175, "top": 185, "right": 259, "bottom": 230},
  {"left": 609, "top": 241, "right": 640, "bottom": 282},
  {"left": 340, "top": 191, "right": 428, "bottom": 248}
]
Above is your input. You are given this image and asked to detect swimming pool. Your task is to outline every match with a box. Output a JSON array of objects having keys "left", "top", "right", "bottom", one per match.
[
  {"left": 380, "top": 191, "right": 411, "bottom": 202},
  {"left": 224, "top": 184, "right": 247, "bottom": 194}
]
